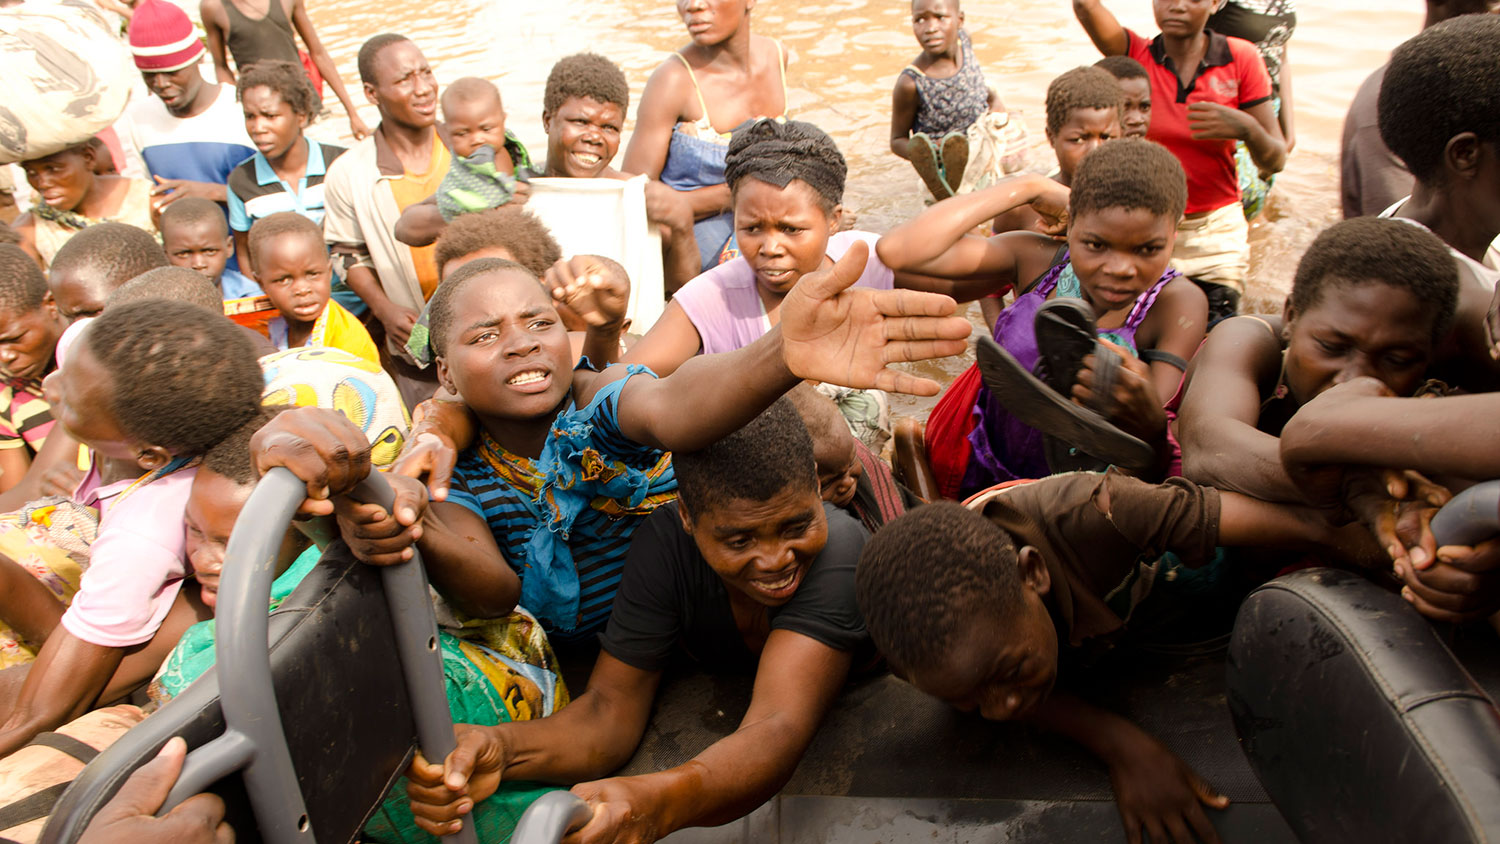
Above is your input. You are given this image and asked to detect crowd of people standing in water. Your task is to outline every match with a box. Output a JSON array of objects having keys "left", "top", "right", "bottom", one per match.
[{"left": 0, "top": 0, "right": 1498, "bottom": 841}]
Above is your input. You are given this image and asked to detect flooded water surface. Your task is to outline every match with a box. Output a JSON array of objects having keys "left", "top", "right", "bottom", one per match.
[{"left": 305, "top": 0, "right": 1425, "bottom": 417}]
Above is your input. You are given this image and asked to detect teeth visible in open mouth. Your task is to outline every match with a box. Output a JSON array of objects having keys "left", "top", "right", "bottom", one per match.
[
  {"left": 760, "top": 569, "right": 797, "bottom": 591},
  {"left": 576, "top": 153, "right": 601, "bottom": 165},
  {"left": 762, "top": 269, "right": 792, "bottom": 281},
  {"left": 509, "top": 370, "right": 546, "bottom": 386}
]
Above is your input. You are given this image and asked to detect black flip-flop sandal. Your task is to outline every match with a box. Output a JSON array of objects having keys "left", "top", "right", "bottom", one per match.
[
  {"left": 909, "top": 133, "right": 951, "bottom": 200},
  {"left": 974, "top": 334, "right": 1157, "bottom": 471}
]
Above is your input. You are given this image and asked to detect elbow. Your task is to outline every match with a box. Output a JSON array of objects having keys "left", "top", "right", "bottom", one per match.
[{"left": 1179, "top": 440, "right": 1224, "bottom": 487}]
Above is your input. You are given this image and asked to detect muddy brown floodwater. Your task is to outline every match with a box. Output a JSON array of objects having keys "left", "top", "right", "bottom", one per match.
[{"left": 302, "top": 0, "right": 1424, "bottom": 420}]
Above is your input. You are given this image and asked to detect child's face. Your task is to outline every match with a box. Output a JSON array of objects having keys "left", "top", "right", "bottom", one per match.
[
  {"left": 0, "top": 303, "right": 61, "bottom": 383},
  {"left": 42, "top": 335, "right": 142, "bottom": 462},
  {"left": 257, "top": 232, "right": 332, "bottom": 328},
  {"left": 680, "top": 482, "right": 828, "bottom": 607},
  {"left": 164, "top": 219, "right": 233, "bottom": 282},
  {"left": 1066, "top": 207, "right": 1176, "bottom": 317},
  {"left": 242, "top": 85, "right": 308, "bottom": 161},
  {"left": 911, "top": 0, "right": 963, "bottom": 57},
  {"left": 901, "top": 547, "right": 1059, "bottom": 722},
  {"left": 444, "top": 93, "right": 507, "bottom": 159},
  {"left": 185, "top": 468, "right": 254, "bottom": 611},
  {"left": 1116, "top": 78, "right": 1151, "bottom": 139},
  {"left": 676, "top": 0, "right": 752, "bottom": 46},
  {"left": 1048, "top": 108, "right": 1121, "bottom": 182},
  {"left": 733, "top": 178, "right": 840, "bottom": 298},
  {"left": 1152, "top": 0, "right": 1219, "bottom": 39},
  {"left": 21, "top": 148, "right": 95, "bottom": 213},
  {"left": 813, "top": 428, "right": 861, "bottom": 509},
  {"left": 1282, "top": 281, "right": 1436, "bottom": 405},
  {"left": 435, "top": 269, "right": 575, "bottom": 425},
  {"left": 543, "top": 96, "right": 624, "bottom": 179},
  {"left": 47, "top": 270, "right": 110, "bottom": 323}
]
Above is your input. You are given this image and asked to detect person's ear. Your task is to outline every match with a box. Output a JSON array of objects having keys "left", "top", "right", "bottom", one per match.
[
  {"left": 1017, "top": 545, "right": 1051, "bottom": 597},
  {"left": 435, "top": 355, "right": 457, "bottom": 395},
  {"left": 958, "top": 9, "right": 965, "bottom": 25},
  {"left": 135, "top": 445, "right": 172, "bottom": 472},
  {"left": 1281, "top": 296, "right": 1296, "bottom": 339},
  {"left": 828, "top": 203, "right": 844, "bottom": 232},
  {"left": 1445, "top": 131, "right": 1482, "bottom": 180},
  {"left": 677, "top": 499, "right": 695, "bottom": 535},
  {"left": 298, "top": 111, "right": 312, "bottom": 131},
  {"left": 78, "top": 144, "right": 97, "bottom": 169},
  {"left": 223, "top": 235, "right": 235, "bottom": 257},
  {"left": 41, "top": 291, "right": 59, "bottom": 323},
  {"left": 542, "top": 110, "right": 554, "bottom": 133},
  {"left": 364, "top": 81, "right": 379, "bottom": 108}
]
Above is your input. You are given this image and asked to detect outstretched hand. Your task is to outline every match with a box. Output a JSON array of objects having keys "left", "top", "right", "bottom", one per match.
[
  {"left": 1107, "top": 731, "right": 1228, "bottom": 844},
  {"left": 779, "top": 240, "right": 971, "bottom": 396}
]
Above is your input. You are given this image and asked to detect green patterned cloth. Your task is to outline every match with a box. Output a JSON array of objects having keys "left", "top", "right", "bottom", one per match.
[{"left": 435, "top": 132, "right": 534, "bottom": 222}]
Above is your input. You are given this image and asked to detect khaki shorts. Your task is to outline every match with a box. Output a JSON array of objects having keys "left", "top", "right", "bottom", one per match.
[{"left": 1171, "top": 201, "right": 1250, "bottom": 293}]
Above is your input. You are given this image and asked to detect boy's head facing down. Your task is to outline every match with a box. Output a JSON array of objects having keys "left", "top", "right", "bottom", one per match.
[
  {"left": 106, "top": 266, "right": 224, "bottom": 313},
  {"left": 238, "top": 60, "right": 318, "bottom": 161},
  {"left": 785, "top": 383, "right": 861, "bottom": 509},
  {"left": 1065, "top": 138, "right": 1187, "bottom": 316},
  {"left": 21, "top": 144, "right": 100, "bottom": 213},
  {"left": 543, "top": 53, "right": 629, "bottom": 179},
  {"left": 0, "top": 244, "right": 62, "bottom": 383},
  {"left": 47, "top": 222, "right": 169, "bottom": 323},
  {"left": 43, "top": 299, "right": 263, "bottom": 470},
  {"left": 435, "top": 206, "right": 563, "bottom": 280},
  {"left": 674, "top": 398, "right": 828, "bottom": 607},
  {"left": 160, "top": 198, "right": 234, "bottom": 284},
  {"left": 1282, "top": 217, "right": 1459, "bottom": 404},
  {"left": 1045, "top": 67, "right": 1124, "bottom": 184},
  {"left": 1378, "top": 13, "right": 1500, "bottom": 225},
  {"left": 249, "top": 212, "right": 332, "bottom": 329},
  {"left": 910, "top": 0, "right": 963, "bottom": 58},
  {"left": 725, "top": 119, "right": 847, "bottom": 297},
  {"left": 442, "top": 77, "right": 507, "bottom": 160},
  {"left": 1093, "top": 56, "right": 1150, "bottom": 139},
  {"left": 428, "top": 259, "right": 574, "bottom": 428},
  {"left": 857, "top": 501, "right": 1058, "bottom": 722}
]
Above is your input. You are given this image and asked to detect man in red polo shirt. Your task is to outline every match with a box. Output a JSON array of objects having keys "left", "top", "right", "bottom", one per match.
[{"left": 1073, "top": 0, "right": 1287, "bottom": 323}]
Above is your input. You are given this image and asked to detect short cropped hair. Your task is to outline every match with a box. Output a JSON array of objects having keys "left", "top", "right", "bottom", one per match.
[
  {"left": 0, "top": 244, "right": 48, "bottom": 314},
  {"left": 49, "top": 223, "right": 168, "bottom": 287},
  {"left": 544, "top": 53, "right": 629, "bottom": 116},
  {"left": 107, "top": 266, "right": 223, "bottom": 312},
  {"left": 673, "top": 398, "right": 817, "bottom": 517},
  {"left": 1379, "top": 14, "right": 1500, "bottom": 185},
  {"left": 440, "top": 76, "right": 501, "bottom": 113},
  {"left": 202, "top": 406, "right": 278, "bottom": 484},
  {"left": 248, "top": 212, "right": 326, "bottom": 267},
  {"left": 358, "top": 33, "right": 411, "bottom": 86},
  {"left": 1289, "top": 217, "right": 1460, "bottom": 341},
  {"left": 427, "top": 257, "right": 533, "bottom": 356},
  {"left": 433, "top": 206, "right": 562, "bottom": 277},
  {"left": 1068, "top": 138, "right": 1187, "bottom": 220},
  {"left": 1045, "top": 66, "right": 1123, "bottom": 136},
  {"left": 0, "top": 224, "right": 19, "bottom": 247},
  {"left": 83, "top": 300, "right": 263, "bottom": 454},
  {"left": 160, "top": 197, "right": 229, "bottom": 240},
  {"left": 1094, "top": 55, "right": 1148, "bottom": 82},
  {"left": 725, "top": 119, "right": 847, "bottom": 213},
  {"left": 856, "top": 502, "right": 1024, "bottom": 671},
  {"left": 237, "top": 59, "right": 319, "bottom": 118}
]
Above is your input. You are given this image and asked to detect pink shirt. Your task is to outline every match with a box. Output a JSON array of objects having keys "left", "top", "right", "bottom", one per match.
[
  {"left": 673, "top": 231, "right": 895, "bottom": 355},
  {"left": 60, "top": 462, "right": 197, "bottom": 647}
]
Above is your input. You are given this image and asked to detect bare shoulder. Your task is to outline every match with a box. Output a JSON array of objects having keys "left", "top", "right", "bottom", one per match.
[
  {"left": 1193, "top": 316, "right": 1283, "bottom": 387},
  {"left": 1141, "top": 276, "right": 1209, "bottom": 333},
  {"left": 199, "top": 0, "right": 226, "bottom": 27}
]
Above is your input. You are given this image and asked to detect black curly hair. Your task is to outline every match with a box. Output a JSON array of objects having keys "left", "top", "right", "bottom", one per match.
[
  {"left": 48, "top": 222, "right": 168, "bottom": 291},
  {"left": 107, "top": 266, "right": 223, "bottom": 312},
  {"left": 856, "top": 502, "right": 1024, "bottom": 672},
  {"left": 0, "top": 243, "right": 48, "bottom": 314},
  {"left": 83, "top": 300, "right": 264, "bottom": 455},
  {"left": 544, "top": 53, "right": 629, "bottom": 117},
  {"left": 1378, "top": 14, "right": 1500, "bottom": 186},
  {"left": 1068, "top": 137, "right": 1186, "bottom": 220},
  {"left": 433, "top": 206, "right": 562, "bottom": 278},
  {"left": 248, "top": 212, "right": 326, "bottom": 268},
  {"left": 725, "top": 119, "right": 847, "bottom": 213},
  {"left": 237, "top": 59, "right": 320, "bottom": 119},
  {"left": 1289, "top": 217, "right": 1460, "bottom": 341},
  {"left": 426, "top": 257, "right": 535, "bottom": 356},
  {"left": 357, "top": 33, "right": 411, "bottom": 86},
  {"left": 1093, "top": 55, "right": 1147, "bottom": 82},
  {"left": 674, "top": 397, "right": 817, "bottom": 517},
  {"left": 1045, "top": 66, "right": 1123, "bottom": 136}
]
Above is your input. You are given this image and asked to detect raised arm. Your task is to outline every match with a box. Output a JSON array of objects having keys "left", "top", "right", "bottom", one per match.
[
  {"left": 890, "top": 74, "right": 919, "bottom": 161},
  {"left": 288, "top": 0, "right": 370, "bottom": 140},
  {"left": 875, "top": 173, "right": 1068, "bottom": 280},
  {"left": 1277, "top": 46, "right": 1296, "bottom": 154},
  {"left": 599, "top": 241, "right": 971, "bottom": 453},
  {"left": 1072, "top": 0, "right": 1129, "bottom": 57},
  {"left": 1177, "top": 316, "right": 1307, "bottom": 503}
]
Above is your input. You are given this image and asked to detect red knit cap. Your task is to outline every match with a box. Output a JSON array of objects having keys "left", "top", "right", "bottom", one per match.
[{"left": 128, "top": 0, "right": 206, "bottom": 72}]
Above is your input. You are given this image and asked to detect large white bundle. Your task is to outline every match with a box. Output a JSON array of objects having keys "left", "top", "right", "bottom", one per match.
[{"left": 0, "top": 0, "right": 136, "bottom": 165}]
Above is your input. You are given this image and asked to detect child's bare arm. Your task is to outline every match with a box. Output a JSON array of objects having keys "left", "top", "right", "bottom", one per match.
[
  {"left": 0, "top": 630, "right": 124, "bottom": 758},
  {"left": 394, "top": 196, "right": 444, "bottom": 248},
  {"left": 198, "top": 0, "right": 236, "bottom": 85},
  {"left": 619, "top": 301, "right": 702, "bottom": 379},
  {"left": 1178, "top": 317, "right": 1307, "bottom": 503},
  {"left": 890, "top": 75, "right": 919, "bottom": 161},
  {"left": 1281, "top": 378, "right": 1500, "bottom": 481},
  {"left": 288, "top": 0, "right": 370, "bottom": 140},
  {"left": 1071, "top": 0, "right": 1130, "bottom": 57},
  {"left": 875, "top": 174, "right": 1067, "bottom": 281},
  {"left": 1027, "top": 691, "right": 1227, "bottom": 844}
]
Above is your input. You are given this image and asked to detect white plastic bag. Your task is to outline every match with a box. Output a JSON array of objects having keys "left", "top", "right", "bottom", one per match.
[{"left": 0, "top": 0, "right": 137, "bottom": 165}]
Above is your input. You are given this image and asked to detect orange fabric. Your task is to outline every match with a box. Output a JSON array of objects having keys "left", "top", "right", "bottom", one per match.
[
  {"left": 924, "top": 362, "right": 985, "bottom": 501},
  {"left": 386, "top": 137, "right": 450, "bottom": 300}
]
